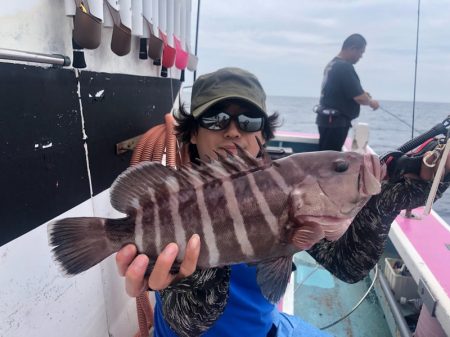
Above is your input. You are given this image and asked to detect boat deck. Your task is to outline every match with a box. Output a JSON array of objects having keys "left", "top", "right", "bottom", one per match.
[
  {"left": 292, "top": 252, "right": 392, "bottom": 337},
  {"left": 390, "top": 208, "right": 450, "bottom": 335}
]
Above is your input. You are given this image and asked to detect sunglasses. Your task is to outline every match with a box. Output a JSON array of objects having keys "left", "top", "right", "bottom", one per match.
[{"left": 198, "top": 111, "right": 265, "bottom": 132}]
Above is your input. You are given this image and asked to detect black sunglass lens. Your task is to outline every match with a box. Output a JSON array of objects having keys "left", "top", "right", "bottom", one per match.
[
  {"left": 200, "top": 112, "right": 231, "bottom": 130},
  {"left": 237, "top": 115, "right": 264, "bottom": 132}
]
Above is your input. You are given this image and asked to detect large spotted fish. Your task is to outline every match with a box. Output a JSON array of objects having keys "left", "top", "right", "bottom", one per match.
[{"left": 48, "top": 147, "right": 383, "bottom": 303}]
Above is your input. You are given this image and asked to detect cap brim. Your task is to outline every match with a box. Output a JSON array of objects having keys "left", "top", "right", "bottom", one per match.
[{"left": 192, "top": 95, "right": 267, "bottom": 118}]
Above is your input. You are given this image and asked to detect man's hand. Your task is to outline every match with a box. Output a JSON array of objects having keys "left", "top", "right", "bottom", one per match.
[
  {"left": 369, "top": 99, "right": 379, "bottom": 110},
  {"left": 354, "top": 92, "right": 379, "bottom": 110},
  {"left": 116, "top": 234, "right": 201, "bottom": 297}
]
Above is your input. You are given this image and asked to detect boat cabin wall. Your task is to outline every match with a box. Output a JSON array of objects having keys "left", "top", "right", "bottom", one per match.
[
  {"left": 0, "top": 1, "right": 184, "bottom": 337},
  {"left": 1, "top": 0, "right": 185, "bottom": 78}
]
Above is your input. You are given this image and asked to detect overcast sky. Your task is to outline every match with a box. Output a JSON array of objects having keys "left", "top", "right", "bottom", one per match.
[{"left": 187, "top": 0, "right": 450, "bottom": 103}]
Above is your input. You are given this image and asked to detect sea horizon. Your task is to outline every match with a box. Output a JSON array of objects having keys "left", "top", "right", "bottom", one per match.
[
  {"left": 267, "top": 95, "right": 450, "bottom": 224},
  {"left": 267, "top": 94, "right": 450, "bottom": 106}
]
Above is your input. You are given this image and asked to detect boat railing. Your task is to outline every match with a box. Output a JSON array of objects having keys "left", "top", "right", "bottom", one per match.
[{"left": 0, "top": 47, "right": 71, "bottom": 66}]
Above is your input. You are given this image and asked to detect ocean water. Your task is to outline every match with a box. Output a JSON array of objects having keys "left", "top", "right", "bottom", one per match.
[{"left": 267, "top": 95, "right": 450, "bottom": 223}]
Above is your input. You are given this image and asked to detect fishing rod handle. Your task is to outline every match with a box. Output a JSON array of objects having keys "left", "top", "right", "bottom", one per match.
[{"left": 397, "top": 123, "right": 448, "bottom": 153}]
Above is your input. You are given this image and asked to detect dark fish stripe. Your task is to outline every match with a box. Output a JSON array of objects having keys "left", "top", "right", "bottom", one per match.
[
  {"left": 252, "top": 168, "right": 290, "bottom": 222},
  {"left": 139, "top": 194, "right": 159, "bottom": 257},
  {"left": 276, "top": 158, "right": 304, "bottom": 187},
  {"left": 177, "top": 183, "right": 211, "bottom": 267},
  {"left": 155, "top": 183, "right": 177, "bottom": 248},
  {"left": 232, "top": 171, "right": 277, "bottom": 257},
  {"left": 202, "top": 178, "right": 245, "bottom": 264}
]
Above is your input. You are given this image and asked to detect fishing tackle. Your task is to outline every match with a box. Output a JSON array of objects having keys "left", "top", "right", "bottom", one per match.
[{"left": 381, "top": 115, "right": 450, "bottom": 181}]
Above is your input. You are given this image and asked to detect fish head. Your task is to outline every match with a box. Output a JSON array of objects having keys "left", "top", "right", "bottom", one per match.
[{"left": 287, "top": 151, "right": 384, "bottom": 248}]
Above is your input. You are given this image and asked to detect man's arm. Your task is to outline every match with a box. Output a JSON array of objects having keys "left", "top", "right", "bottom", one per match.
[
  {"left": 354, "top": 92, "right": 379, "bottom": 110},
  {"left": 308, "top": 150, "right": 450, "bottom": 282},
  {"left": 307, "top": 174, "right": 450, "bottom": 283}
]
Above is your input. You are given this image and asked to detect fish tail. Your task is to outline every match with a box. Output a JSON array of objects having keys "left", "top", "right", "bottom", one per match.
[{"left": 48, "top": 216, "right": 135, "bottom": 275}]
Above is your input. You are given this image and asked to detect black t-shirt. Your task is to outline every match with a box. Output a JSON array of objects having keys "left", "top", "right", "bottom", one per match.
[{"left": 316, "top": 57, "right": 364, "bottom": 127}]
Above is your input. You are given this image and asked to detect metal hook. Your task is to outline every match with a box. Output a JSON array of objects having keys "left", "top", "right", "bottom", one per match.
[{"left": 423, "top": 151, "right": 441, "bottom": 168}]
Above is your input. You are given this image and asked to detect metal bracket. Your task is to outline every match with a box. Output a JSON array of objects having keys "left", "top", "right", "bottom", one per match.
[
  {"left": 116, "top": 134, "right": 142, "bottom": 155},
  {"left": 418, "top": 279, "right": 437, "bottom": 316},
  {"left": 402, "top": 209, "right": 422, "bottom": 220}
]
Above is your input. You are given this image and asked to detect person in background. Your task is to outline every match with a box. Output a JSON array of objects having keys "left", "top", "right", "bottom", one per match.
[
  {"left": 116, "top": 67, "right": 450, "bottom": 337},
  {"left": 315, "top": 33, "right": 380, "bottom": 151}
]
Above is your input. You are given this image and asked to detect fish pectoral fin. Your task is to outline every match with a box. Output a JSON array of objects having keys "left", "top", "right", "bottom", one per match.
[
  {"left": 256, "top": 256, "right": 294, "bottom": 303},
  {"left": 291, "top": 221, "right": 325, "bottom": 250},
  {"left": 288, "top": 188, "right": 326, "bottom": 250}
]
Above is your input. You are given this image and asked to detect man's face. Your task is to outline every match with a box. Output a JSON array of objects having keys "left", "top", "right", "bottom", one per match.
[
  {"left": 350, "top": 46, "right": 365, "bottom": 64},
  {"left": 191, "top": 103, "right": 265, "bottom": 161}
]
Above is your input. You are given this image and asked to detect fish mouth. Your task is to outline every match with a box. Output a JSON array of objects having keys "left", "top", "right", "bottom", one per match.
[{"left": 359, "top": 154, "right": 382, "bottom": 196}]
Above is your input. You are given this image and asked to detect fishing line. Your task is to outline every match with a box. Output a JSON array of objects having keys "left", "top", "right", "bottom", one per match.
[
  {"left": 293, "top": 261, "right": 380, "bottom": 330},
  {"left": 292, "top": 265, "right": 320, "bottom": 294},
  {"left": 320, "top": 264, "right": 379, "bottom": 330},
  {"left": 379, "top": 105, "right": 421, "bottom": 134}
]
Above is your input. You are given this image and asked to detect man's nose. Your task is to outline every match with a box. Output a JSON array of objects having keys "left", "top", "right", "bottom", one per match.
[{"left": 224, "top": 120, "right": 241, "bottom": 138}]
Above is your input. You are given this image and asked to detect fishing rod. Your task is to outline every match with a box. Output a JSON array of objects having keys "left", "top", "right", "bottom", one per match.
[
  {"left": 193, "top": 0, "right": 201, "bottom": 82},
  {"left": 411, "top": 0, "right": 421, "bottom": 139},
  {"left": 380, "top": 115, "right": 450, "bottom": 163}
]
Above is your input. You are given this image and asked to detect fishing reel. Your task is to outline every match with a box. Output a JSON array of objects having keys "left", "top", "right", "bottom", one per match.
[{"left": 381, "top": 115, "right": 450, "bottom": 182}]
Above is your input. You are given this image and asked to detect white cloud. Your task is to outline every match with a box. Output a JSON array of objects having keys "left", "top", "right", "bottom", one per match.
[{"left": 188, "top": 0, "right": 450, "bottom": 103}]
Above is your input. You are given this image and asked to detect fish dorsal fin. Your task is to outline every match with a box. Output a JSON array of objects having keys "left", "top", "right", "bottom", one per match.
[
  {"left": 255, "top": 137, "right": 272, "bottom": 166},
  {"left": 110, "top": 161, "right": 185, "bottom": 212},
  {"left": 236, "top": 141, "right": 267, "bottom": 168},
  {"left": 188, "top": 144, "right": 271, "bottom": 181},
  {"left": 256, "top": 256, "right": 293, "bottom": 303},
  {"left": 110, "top": 146, "right": 271, "bottom": 213}
]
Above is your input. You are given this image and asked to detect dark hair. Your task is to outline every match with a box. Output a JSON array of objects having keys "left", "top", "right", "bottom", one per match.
[
  {"left": 174, "top": 100, "right": 281, "bottom": 161},
  {"left": 342, "top": 34, "right": 366, "bottom": 50}
]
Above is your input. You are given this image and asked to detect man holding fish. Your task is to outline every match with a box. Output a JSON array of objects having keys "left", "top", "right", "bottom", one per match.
[
  {"left": 112, "top": 67, "right": 450, "bottom": 337},
  {"left": 48, "top": 67, "right": 450, "bottom": 336}
]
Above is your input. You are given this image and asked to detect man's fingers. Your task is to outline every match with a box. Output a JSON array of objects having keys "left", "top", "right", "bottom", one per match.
[
  {"left": 147, "top": 243, "right": 179, "bottom": 290},
  {"left": 120, "top": 236, "right": 200, "bottom": 295},
  {"left": 125, "top": 254, "right": 149, "bottom": 297},
  {"left": 116, "top": 244, "right": 137, "bottom": 276},
  {"left": 177, "top": 234, "right": 201, "bottom": 279}
]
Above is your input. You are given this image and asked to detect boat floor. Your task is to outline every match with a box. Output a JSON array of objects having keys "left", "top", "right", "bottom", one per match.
[{"left": 293, "top": 252, "right": 392, "bottom": 337}]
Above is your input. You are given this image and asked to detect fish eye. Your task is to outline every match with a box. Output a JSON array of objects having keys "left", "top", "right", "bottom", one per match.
[{"left": 334, "top": 159, "right": 349, "bottom": 172}]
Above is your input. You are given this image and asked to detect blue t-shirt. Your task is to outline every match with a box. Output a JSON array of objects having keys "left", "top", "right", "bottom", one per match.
[
  {"left": 153, "top": 263, "right": 332, "bottom": 337},
  {"left": 154, "top": 264, "right": 274, "bottom": 336}
]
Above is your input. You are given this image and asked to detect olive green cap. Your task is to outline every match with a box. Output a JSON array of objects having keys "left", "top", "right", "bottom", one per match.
[{"left": 191, "top": 67, "right": 267, "bottom": 118}]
